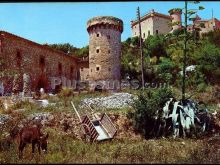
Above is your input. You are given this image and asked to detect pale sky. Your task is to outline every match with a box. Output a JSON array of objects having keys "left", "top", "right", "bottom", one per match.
[{"left": 0, "top": 1, "right": 219, "bottom": 48}]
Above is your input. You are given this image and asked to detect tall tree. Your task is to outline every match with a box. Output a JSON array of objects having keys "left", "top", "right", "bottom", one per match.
[{"left": 169, "top": 1, "right": 204, "bottom": 100}]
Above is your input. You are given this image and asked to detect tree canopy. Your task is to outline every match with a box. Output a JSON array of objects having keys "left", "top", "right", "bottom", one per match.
[{"left": 45, "top": 43, "right": 89, "bottom": 58}]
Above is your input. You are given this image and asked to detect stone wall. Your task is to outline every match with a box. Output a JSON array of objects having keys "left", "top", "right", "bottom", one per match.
[
  {"left": 87, "top": 16, "right": 123, "bottom": 90},
  {"left": 77, "top": 59, "right": 89, "bottom": 81},
  {"left": 0, "top": 31, "right": 79, "bottom": 93},
  {"left": 88, "top": 28, "right": 121, "bottom": 80}
]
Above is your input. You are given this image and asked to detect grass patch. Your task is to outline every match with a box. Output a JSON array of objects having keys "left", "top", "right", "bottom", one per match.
[
  {"left": 1, "top": 88, "right": 220, "bottom": 163},
  {"left": 1, "top": 126, "right": 219, "bottom": 164}
]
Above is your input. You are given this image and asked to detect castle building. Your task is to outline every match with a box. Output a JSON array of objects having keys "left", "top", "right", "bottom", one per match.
[
  {"left": 86, "top": 16, "right": 123, "bottom": 91},
  {"left": 0, "top": 16, "right": 123, "bottom": 94},
  {"left": 168, "top": 8, "right": 182, "bottom": 32},
  {"left": 130, "top": 9, "right": 178, "bottom": 39},
  {"left": 131, "top": 8, "right": 220, "bottom": 39},
  {"left": 187, "top": 15, "right": 220, "bottom": 35}
]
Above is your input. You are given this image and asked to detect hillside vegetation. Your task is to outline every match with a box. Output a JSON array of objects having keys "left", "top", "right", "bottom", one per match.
[{"left": 0, "top": 88, "right": 219, "bottom": 163}]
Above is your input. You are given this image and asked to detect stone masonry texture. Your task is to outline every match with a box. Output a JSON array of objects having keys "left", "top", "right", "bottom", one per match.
[
  {"left": 0, "top": 31, "right": 79, "bottom": 93},
  {"left": 87, "top": 16, "right": 123, "bottom": 90}
]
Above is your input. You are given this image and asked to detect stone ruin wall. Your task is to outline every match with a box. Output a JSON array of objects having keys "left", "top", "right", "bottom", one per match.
[{"left": 0, "top": 31, "right": 78, "bottom": 94}]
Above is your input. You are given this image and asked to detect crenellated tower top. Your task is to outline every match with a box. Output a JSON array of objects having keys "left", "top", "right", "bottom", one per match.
[{"left": 87, "top": 16, "right": 123, "bottom": 33}]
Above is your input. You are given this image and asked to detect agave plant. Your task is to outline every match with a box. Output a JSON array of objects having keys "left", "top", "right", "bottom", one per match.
[{"left": 154, "top": 98, "right": 214, "bottom": 138}]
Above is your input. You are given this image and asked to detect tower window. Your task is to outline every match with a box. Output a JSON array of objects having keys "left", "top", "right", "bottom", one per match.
[
  {"left": 148, "top": 30, "right": 150, "bottom": 36},
  {"left": 156, "top": 30, "right": 159, "bottom": 35},
  {"left": 108, "top": 50, "right": 110, "bottom": 53},
  {"left": 96, "top": 67, "right": 100, "bottom": 71},
  {"left": 81, "top": 67, "right": 84, "bottom": 71},
  {"left": 143, "top": 33, "right": 145, "bottom": 38},
  {"left": 91, "top": 69, "right": 92, "bottom": 72},
  {"left": 97, "top": 33, "right": 100, "bottom": 37},
  {"left": 96, "top": 49, "right": 100, "bottom": 53}
]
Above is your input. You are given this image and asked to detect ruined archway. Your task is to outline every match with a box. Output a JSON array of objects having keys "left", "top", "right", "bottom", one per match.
[{"left": 36, "top": 75, "right": 49, "bottom": 93}]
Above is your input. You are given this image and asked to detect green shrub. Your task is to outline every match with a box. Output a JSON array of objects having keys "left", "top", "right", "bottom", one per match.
[
  {"left": 130, "top": 88, "right": 174, "bottom": 138},
  {"left": 57, "top": 88, "right": 74, "bottom": 107},
  {"left": 11, "top": 100, "right": 35, "bottom": 110},
  {"left": 196, "top": 83, "right": 207, "bottom": 92},
  {"left": 156, "top": 58, "right": 177, "bottom": 84},
  {"left": 57, "top": 87, "right": 74, "bottom": 98}
]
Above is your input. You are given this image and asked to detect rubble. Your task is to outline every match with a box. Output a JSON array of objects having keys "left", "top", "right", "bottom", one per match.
[
  {"left": 80, "top": 92, "right": 136, "bottom": 109},
  {"left": 47, "top": 111, "right": 141, "bottom": 140},
  {"left": 49, "top": 112, "right": 82, "bottom": 139},
  {"left": 2, "top": 99, "right": 14, "bottom": 110},
  {"left": 27, "top": 112, "right": 54, "bottom": 126},
  {"left": 108, "top": 113, "right": 142, "bottom": 140},
  {"left": 0, "top": 114, "right": 10, "bottom": 125},
  {"left": 34, "top": 99, "right": 56, "bottom": 107}
]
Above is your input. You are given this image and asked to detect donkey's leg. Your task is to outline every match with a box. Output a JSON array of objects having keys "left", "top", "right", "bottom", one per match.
[
  {"left": 18, "top": 142, "right": 26, "bottom": 159},
  {"left": 32, "top": 142, "right": 36, "bottom": 154},
  {"left": 37, "top": 142, "right": 41, "bottom": 155}
]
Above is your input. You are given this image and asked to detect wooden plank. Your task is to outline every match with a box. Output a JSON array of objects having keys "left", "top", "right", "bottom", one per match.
[
  {"left": 71, "top": 101, "right": 82, "bottom": 123},
  {"left": 100, "top": 113, "right": 117, "bottom": 138},
  {"left": 82, "top": 115, "right": 99, "bottom": 141}
]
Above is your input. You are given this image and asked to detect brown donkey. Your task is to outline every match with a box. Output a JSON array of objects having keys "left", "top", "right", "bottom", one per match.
[{"left": 18, "top": 126, "right": 49, "bottom": 159}]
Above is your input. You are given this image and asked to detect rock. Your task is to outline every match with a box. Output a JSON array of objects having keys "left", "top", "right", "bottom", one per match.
[
  {"left": 48, "top": 93, "right": 56, "bottom": 96},
  {"left": 40, "top": 88, "right": 45, "bottom": 95},
  {"left": 2, "top": 99, "right": 14, "bottom": 111},
  {"left": 80, "top": 92, "right": 136, "bottom": 109},
  {"left": 34, "top": 99, "right": 56, "bottom": 107},
  {"left": 27, "top": 112, "right": 54, "bottom": 126},
  {"left": 14, "top": 108, "right": 26, "bottom": 113},
  {"left": 0, "top": 114, "right": 10, "bottom": 125}
]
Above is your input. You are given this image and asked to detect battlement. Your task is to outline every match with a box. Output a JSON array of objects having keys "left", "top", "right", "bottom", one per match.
[
  {"left": 87, "top": 16, "right": 123, "bottom": 33},
  {"left": 168, "top": 8, "right": 182, "bottom": 15}
]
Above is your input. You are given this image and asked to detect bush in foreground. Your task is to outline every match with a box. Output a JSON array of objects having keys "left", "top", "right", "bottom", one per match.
[{"left": 129, "top": 88, "right": 174, "bottom": 139}]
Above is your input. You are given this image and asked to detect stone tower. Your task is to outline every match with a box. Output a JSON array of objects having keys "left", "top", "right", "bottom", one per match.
[
  {"left": 169, "top": 8, "right": 182, "bottom": 31},
  {"left": 87, "top": 16, "right": 123, "bottom": 91}
]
